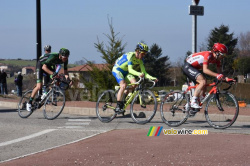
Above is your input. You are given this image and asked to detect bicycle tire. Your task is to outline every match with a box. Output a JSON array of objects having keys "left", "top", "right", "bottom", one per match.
[
  {"left": 205, "top": 91, "right": 239, "bottom": 129},
  {"left": 43, "top": 87, "right": 65, "bottom": 120},
  {"left": 96, "top": 90, "right": 117, "bottom": 123},
  {"left": 160, "top": 90, "right": 189, "bottom": 127},
  {"left": 130, "top": 90, "right": 157, "bottom": 124},
  {"left": 18, "top": 90, "right": 33, "bottom": 118}
]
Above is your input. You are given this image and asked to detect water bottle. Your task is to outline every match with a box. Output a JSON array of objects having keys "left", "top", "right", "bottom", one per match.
[
  {"left": 125, "top": 92, "right": 132, "bottom": 101},
  {"left": 41, "top": 88, "right": 47, "bottom": 100}
]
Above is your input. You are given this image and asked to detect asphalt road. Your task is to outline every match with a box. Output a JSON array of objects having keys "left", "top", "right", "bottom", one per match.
[{"left": 1, "top": 106, "right": 250, "bottom": 165}]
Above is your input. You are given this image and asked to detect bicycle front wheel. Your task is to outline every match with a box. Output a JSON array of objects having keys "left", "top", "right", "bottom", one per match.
[
  {"left": 130, "top": 90, "right": 157, "bottom": 124},
  {"left": 205, "top": 91, "right": 239, "bottom": 129},
  {"left": 160, "top": 91, "right": 189, "bottom": 127},
  {"left": 43, "top": 87, "right": 65, "bottom": 120},
  {"left": 18, "top": 90, "right": 33, "bottom": 118},
  {"left": 96, "top": 90, "right": 117, "bottom": 123}
]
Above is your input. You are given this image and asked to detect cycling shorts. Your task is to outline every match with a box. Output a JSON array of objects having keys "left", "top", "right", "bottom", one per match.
[
  {"left": 112, "top": 67, "right": 135, "bottom": 84},
  {"left": 182, "top": 62, "right": 202, "bottom": 83}
]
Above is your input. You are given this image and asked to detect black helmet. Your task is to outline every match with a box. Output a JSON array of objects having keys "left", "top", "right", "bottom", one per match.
[
  {"left": 59, "top": 48, "right": 70, "bottom": 57},
  {"left": 44, "top": 45, "right": 51, "bottom": 52}
]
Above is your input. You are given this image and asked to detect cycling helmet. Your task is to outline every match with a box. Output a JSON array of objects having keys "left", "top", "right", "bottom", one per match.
[
  {"left": 44, "top": 45, "right": 51, "bottom": 52},
  {"left": 136, "top": 43, "right": 149, "bottom": 53},
  {"left": 212, "top": 43, "right": 228, "bottom": 55},
  {"left": 59, "top": 48, "right": 70, "bottom": 57}
]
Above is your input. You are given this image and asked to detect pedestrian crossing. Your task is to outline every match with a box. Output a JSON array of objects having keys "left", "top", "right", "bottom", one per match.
[{"left": 58, "top": 118, "right": 91, "bottom": 129}]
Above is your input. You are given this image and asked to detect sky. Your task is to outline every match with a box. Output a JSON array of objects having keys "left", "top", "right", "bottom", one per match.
[{"left": 1, "top": 0, "right": 250, "bottom": 64}]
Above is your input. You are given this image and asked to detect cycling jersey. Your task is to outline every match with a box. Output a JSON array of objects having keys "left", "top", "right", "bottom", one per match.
[
  {"left": 186, "top": 51, "right": 221, "bottom": 69},
  {"left": 112, "top": 52, "right": 156, "bottom": 83},
  {"left": 36, "top": 53, "right": 68, "bottom": 83}
]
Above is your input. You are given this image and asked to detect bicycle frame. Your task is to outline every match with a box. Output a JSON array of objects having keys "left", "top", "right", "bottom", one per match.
[
  {"left": 107, "top": 77, "right": 155, "bottom": 110},
  {"left": 183, "top": 82, "right": 217, "bottom": 106}
]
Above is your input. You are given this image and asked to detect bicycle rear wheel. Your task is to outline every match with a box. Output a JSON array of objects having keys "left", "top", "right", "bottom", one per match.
[
  {"left": 43, "top": 87, "right": 65, "bottom": 120},
  {"left": 205, "top": 91, "right": 239, "bottom": 129},
  {"left": 96, "top": 90, "right": 117, "bottom": 123},
  {"left": 18, "top": 90, "right": 33, "bottom": 118},
  {"left": 130, "top": 90, "right": 157, "bottom": 124},
  {"left": 160, "top": 91, "right": 189, "bottom": 127}
]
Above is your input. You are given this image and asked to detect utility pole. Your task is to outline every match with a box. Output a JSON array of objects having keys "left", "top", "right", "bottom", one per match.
[
  {"left": 36, "top": 0, "right": 42, "bottom": 61},
  {"left": 189, "top": 0, "right": 204, "bottom": 53}
]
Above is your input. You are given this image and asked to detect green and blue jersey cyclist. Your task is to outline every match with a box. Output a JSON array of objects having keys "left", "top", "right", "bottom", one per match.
[
  {"left": 112, "top": 42, "right": 158, "bottom": 113},
  {"left": 26, "top": 48, "right": 71, "bottom": 111}
]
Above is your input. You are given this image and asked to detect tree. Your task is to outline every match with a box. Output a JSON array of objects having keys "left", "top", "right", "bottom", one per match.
[
  {"left": 238, "top": 31, "right": 250, "bottom": 57},
  {"left": 82, "top": 17, "right": 126, "bottom": 99},
  {"left": 143, "top": 43, "right": 171, "bottom": 86},
  {"left": 206, "top": 24, "right": 238, "bottom": 76}
]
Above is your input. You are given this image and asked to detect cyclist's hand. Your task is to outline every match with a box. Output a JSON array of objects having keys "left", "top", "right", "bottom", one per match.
[
  {"left": 139, "top": 73, "right": 145, "bottom": 78},
  {"left": 50, "top": 72, "right": 58, "bottom": 79},
  {"left": 226, "top": 77, "right": 236, "bottom": 83},
  {"left": 154, "top": 78, "right": 158, "bottom": 83},
  {"left": 216, "top": 74, "right": 224, "bottom": 80}
]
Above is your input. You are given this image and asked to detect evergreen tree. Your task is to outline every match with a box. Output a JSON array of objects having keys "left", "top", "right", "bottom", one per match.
[
  {"left": 206, "top": 24, "right": 238, "bottom": 75},
  {"left": 82, "top": 18, "right": 126, "bottom": 100},
  {"left": 144, "top": 43, "right": 171, "bottom": 86}
]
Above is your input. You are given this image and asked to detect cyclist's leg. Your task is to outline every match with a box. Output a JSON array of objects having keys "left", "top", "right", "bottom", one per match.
[
  {"left": 27, "top": 63, "right": 43, "bottom": 111},
  {"left": 112, "top": 68, "right": 126, "bottom": 112},
  {"left": 126, "top": 74, "right": 136, "bottom": 90},
  {"left": 182, "top": 63, "right": 203, "bottom": 110}
]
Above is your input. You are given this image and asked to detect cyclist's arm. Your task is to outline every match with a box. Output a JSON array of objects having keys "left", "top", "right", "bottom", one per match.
[
  {"left": 203, "top": 64, "right": 218, "bottom": 77},
  {"left": 128, "top": 62, "right": 143, "bottom": 77},
  {"left": 139, "top": 61, "right": 157, "bottom": 80},
  {"left": 42, "top": 64, "right": 54, "bottom": 75}
]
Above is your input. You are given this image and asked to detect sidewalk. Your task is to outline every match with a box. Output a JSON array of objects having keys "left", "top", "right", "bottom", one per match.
[{"left": 0, "top": 96, "right": 250, "bottom": 121}]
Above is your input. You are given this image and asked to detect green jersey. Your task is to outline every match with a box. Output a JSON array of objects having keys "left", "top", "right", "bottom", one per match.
[
  {"left": 113, "top": 52, "right": 155, "bottom": 80},
  {"left": 39, "top": 53, "right": 68, "bottom": 70}
]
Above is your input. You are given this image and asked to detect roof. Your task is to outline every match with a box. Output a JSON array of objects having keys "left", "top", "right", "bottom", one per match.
[
  {"left": 23, "top": 66, "right": 36, "bottom": 71},
  {"left": 68, "top": 64, "right": 108, "bottom": 72}
]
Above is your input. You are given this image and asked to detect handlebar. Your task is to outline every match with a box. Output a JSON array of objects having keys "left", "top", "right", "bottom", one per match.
[{"left": 213, "top": 78, "right": 236, "bottom": 91}]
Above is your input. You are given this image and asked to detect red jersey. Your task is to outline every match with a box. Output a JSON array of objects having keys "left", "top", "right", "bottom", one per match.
[{"left": 186, "top": 51, "right": 221, "bottom": 70}]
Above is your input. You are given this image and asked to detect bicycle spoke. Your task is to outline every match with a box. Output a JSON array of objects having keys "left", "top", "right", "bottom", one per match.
[
  {"left": 205, "top": 92, "right": 239, "bottom": 129},
  {"left": 96, "top": 90, "right": 117, "bottom": 123},
  {"left": 43, "top": 88, "right": 65, "bottom": 120},
  {"left": 160, "top": 91, "right": 188, "bottom": 127},
  {"left": 18, "top": 90, "right": 34, "bottom": 118},
  {"left": 130, "top": 90, "right": 157, "bottom": 124}
]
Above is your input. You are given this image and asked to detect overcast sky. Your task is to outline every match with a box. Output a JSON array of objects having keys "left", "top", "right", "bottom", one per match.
[{"left": 1, "top": 0, "right": 250, "bottom": 64}]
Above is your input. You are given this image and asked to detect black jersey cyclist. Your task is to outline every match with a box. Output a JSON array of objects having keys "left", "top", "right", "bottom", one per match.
[{"left": 26, "top": 48, "right": 71, "bottom": 111}]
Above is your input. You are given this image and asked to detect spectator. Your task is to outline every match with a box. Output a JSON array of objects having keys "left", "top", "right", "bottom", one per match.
[
  {"left": 0, "top": 69, "right": 8, "bottom": 95},
  {"left": 16, "top": 71, "right": 23, "bottom": 97}
]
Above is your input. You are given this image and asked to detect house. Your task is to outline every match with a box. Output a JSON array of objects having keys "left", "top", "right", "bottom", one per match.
[
  {"left": 22, "top": 67, "right": 36, "bottom": 75},
  {"left": 66, "top": 64, "right": 108, "bottom": 88}
]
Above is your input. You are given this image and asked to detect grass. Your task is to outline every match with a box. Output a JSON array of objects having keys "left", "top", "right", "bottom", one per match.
[{"left": 0, "top": 59, "right": 36, "bottom": 66}]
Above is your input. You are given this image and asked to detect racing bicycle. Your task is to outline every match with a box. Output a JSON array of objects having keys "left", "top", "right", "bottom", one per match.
[
  {"left": 160, "top": 78, "right": 239, "bottom": 129},
  {"left": 18, "top": 74, "right": 69, "bottom": 120},
  {"left": 96, "top": 77, "right": 157, "bottom": 124}
]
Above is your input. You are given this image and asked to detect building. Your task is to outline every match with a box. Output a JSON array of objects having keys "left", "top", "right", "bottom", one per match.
[
  {"left": 66, "top": 64, "right": 108, "bottom": 88},
  {"left": 22, "top": 67, "right": 36, "bottom": 75}
]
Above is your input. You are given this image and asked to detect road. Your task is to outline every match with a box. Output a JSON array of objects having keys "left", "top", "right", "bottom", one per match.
[{"left": 1, "top": 106, "right": 250, "bottom": 165}]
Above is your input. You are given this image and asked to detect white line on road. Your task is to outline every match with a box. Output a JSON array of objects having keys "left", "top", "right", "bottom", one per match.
[
  {"left": 65, "top": 122, "right": 90, "bottom": 125},
  {"left": 0, "top": 129, "right": 57, "bottom": 147},
  {"left": 68, "top": 119, "right": 91, "bottom": 122}
]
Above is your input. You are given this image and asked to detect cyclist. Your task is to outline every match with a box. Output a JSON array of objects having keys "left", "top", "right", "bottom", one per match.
[
  {"left": 182, "top": 43, "right": 232, "bottom": 111},
  {"left": 41, "top": 45, "right": 62, "bottom": 90},
  {"left": 112, "top": 42, "right": 158, "bottom": 113},
  {"left": 26, "top": 48, "right": 70, "bottom": 111}
]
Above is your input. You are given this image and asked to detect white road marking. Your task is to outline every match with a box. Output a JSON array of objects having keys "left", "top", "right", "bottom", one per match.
[
  {"left": 0, "top": 129, "right": 57, "bottom": 147},
  {"left": 68, "top": 119, "right": 91, "bottom": 122},
  {"left": 65, "top": 122, "right": 90, "bottom": 125}
]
